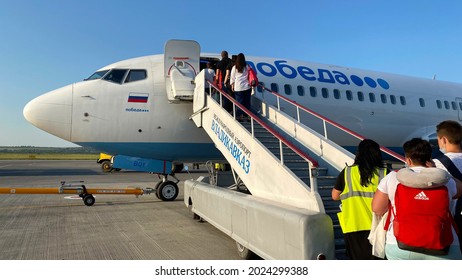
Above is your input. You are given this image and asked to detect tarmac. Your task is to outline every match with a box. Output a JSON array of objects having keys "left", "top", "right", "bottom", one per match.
[{"left": 0, "top": 160, "right": 242, "bottom": 260}]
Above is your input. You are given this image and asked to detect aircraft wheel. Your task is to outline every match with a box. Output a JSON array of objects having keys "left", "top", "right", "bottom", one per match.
[
  {"left": 83, "top": 194, "right": 95, "bottom": 206},
  {"left": 101, "top": 161, "right": 112, "bottom": 173},
  {"left": 236, "top": 241, "right": 255, "bottom": 259},
  {"left": 156, "top": 181, "right": 179, "bottom": 201}
]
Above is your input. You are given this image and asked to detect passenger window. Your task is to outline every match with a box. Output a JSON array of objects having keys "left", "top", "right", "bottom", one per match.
[
  {"left": 284, "top": 84, "right": 292, "bottom": 95},
  {"left": 357, "top": 91, "right": 364, "bottom": 101},
  {"left": 310, "top": 86, "right": 317, "bottom": 97},
  {"left": 346, "top": 90, "right": 353, "bottom": 101},
  {"left": 380, "top": 94, "right": 387, "bottom": 104},
  {"left": 322, "top": 88, "right": 329, "bottom": 98},
  {"left": 436, "top": 100, "right": 442, "bottom": 109},
  {"left": 400, "top": 96, "right": 406, "bottom": 105},
  {"left": 452, "top": 101, "right": 457, "bottom": 110},
  {"left": 419, "top": 98, "right": 425, "bottom": 107},
  {"left": 103, "top": 69, "right": 128, "bottom": 84},
  {"left": 334, "top": 89, "right": 340, "bottom": 99},
  {"left": 390, "top": 95, "right": 396, "bottom": 104},
  {"left": 271, "top": 83, "right": 279, "bottom": 93},
  {"left": 297, "top": 85, "right": 305, "bottom": 96},
  {"left": 444, "top": 100, "right": 450, "bottom": 110},
  {"left": 369, "top": 92, "right": 376, "bottom": 103},
  {"left": 124, "top": 70, "right": 147, "bottom": 83},
  {"left": 459, "top": 102, "right": 462, "bottom": 111}
]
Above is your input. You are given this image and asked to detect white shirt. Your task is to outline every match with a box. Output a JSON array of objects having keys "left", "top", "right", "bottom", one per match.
[
  {"left": 377, "top": 166, "right": 458, "bottom": 245},
  {"left": 434, "top": 152, "right": 462, "bottom": 173},
  {"left": 434, "top": 152, "right": 462, "bottom": 213},
  {"left": 230, "top": 65, "right": 250, "bottom": 92},
  {"left": 204, "top": 68, "right": 215, "bottom": 88}
]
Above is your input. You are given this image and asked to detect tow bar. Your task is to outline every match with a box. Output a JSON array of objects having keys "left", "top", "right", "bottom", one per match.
[{"left": 0, "top": 181, "right": 156, "bottom": 206}]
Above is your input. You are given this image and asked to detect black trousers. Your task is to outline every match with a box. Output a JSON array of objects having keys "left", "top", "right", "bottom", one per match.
[{"left": 344, "top": 230, "right": 383, "bottom": 260}]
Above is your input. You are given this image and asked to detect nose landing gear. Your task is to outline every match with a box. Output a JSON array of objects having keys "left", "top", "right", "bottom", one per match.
[{"left": 153, "top": 174, "right": 180, "bottom": 201}]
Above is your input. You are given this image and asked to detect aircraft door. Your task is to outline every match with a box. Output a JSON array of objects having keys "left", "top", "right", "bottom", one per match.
[
  {"left": 191, "top": 70, "right": 206, "bottom": 127},
  {"left": 164, "top": 40, "right": 200, "bottom": 101},
  {"left": 457, "top": 98, "right": 462, "bottom": 121}
]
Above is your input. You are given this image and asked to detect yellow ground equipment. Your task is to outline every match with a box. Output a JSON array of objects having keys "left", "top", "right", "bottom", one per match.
[
  {"left": 96, "top": 153, "right": 115, "bottom": 172},
  {"left": 0, "top": 181, "right": 155, "bottom": 206}
]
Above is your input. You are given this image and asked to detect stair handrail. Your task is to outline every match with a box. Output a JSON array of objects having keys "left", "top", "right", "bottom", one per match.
[
  {"left": 258, "top": 85, "right": 405, "bottom": 163},
  {"left": 207, "top": 81, "right": 319, "bottom": 168}
]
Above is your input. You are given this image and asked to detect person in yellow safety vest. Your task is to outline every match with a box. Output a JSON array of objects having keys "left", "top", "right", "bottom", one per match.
[{"left": 332, "top": 139, "right": 388, "bottom": 260}]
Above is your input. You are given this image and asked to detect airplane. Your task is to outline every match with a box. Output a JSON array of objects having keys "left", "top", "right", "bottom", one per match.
[{"left": 23, "top": 39, "right": 462, "bottom": 201}]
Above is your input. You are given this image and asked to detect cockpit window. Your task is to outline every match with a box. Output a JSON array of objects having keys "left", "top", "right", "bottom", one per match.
[
  {"left": 85, "top": 70, "right": 109, "bottom": 81},
  {"left": 103, "top": 69, "right": 128, "bottom": 84},
  {"left": 124, "top": 70, "right": 147, "bottom": 83}
]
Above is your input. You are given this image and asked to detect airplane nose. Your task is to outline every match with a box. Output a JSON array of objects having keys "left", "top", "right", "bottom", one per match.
[{"left": 23, "top": 84, "right": 73, "bottom": 141}]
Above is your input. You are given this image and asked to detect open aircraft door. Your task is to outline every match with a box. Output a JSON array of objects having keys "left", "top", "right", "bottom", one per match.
[
  {"left": 191, "top": 69, "right": 206, "bottom": 128},
  {"left": 164, "top": 40, "right": 200, "bottom": 101}
]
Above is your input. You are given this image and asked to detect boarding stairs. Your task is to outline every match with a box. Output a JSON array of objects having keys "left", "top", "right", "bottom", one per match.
[
  {"left": 189, "top": 67, "right": 406, "bottom": 259},
  {"left": 189, "top": 71, "right": 334, "bottom": 258}
]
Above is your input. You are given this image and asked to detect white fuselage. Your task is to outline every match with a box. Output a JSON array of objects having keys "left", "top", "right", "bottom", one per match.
[{"left": 23, "top": 53, "right": 462, "bottom": 161}]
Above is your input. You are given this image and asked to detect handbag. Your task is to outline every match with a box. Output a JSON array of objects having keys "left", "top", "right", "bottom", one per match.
[{"left": 368, "top": 212, "right": 388, "bottom": 259}]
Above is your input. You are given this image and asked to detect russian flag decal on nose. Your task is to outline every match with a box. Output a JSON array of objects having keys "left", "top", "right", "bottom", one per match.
[{"left": 128, "top": 93, "right": 149, "bottom": 103}]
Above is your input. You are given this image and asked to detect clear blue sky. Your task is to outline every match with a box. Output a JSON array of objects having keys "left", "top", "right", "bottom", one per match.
[{"left": 1, "top": 0, "right": 461, "bottom": 147}]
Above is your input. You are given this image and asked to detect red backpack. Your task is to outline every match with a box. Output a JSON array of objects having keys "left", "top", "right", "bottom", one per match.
[
  {"left": 247, "top": 66, "right": 258, "bottom": 87},
  {"left": 388, "top": 183, "right": 454, "bottom": 255}
]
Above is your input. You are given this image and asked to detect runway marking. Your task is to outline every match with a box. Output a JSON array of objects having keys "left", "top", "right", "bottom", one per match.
[{"left": 64, "top": 195, "right": 87, "bottom": 200}]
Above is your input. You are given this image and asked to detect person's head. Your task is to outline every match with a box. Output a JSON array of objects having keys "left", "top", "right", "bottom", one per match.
[
  {"left": 436, "top": 120, "right": 462, "bottom": 153},
  {"left": 403, "top": 138, "right": 432, "bottom": 167},
  {"left": 354, "top": 139, "right": 383, "bottom": 186},
  {"left": 235, "top": 53, "right": 247, "bottom": 73},
  {"left": 231, "top": 55, "right": 237, "bottom": 64},
  {"left": 221, "top": 51, "right": 228, "bottom": 58},
  {"left": 206, "top": 62, "right": 213, "bottom": 69}
]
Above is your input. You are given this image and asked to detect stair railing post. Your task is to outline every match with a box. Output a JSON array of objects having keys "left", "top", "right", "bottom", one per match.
[
  {"left": 323, "top": 120, "right": 328, "bottom": 139},
  {"left": 279, "top": 140, "right": 284, "bottom": 164},
  {"left": 309, "top": 163, "right": 318, "bottom": 193},
  {"left": 296, "top": 107, "right": 300, "bottom": 123}
]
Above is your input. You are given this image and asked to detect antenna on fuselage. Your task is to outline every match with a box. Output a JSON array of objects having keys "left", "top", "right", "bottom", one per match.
[{"left": 432, "top": 74, "right": 436, "bottom": 80}]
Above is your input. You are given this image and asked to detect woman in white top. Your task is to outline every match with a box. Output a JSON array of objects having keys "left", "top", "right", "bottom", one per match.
[{"left": 230, "top": 53, "right": 251, "bottom": 121}]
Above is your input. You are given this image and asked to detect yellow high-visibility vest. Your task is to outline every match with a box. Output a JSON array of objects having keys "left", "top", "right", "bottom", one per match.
[{"left": 337, "top": 165, "right": 386, "bottom": 233}]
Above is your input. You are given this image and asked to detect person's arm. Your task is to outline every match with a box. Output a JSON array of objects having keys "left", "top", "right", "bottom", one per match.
[
  {"left": 332, "top": 189, "right": 342, "bottom": 201},
  {"left": 331, "top": 169, "right": 345, "bottom": 201},
  {"left": 372, "top": 189, "right": 389, "bottom": 215},
  {"left": 224, "top": 69, "right": 230, "bottom": 85},
  {"left": 230, "top": 67, "right": 236, "bottom": 86},
  {"left": 215, "top": 69, "right": 221, "bottom": 83}
]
